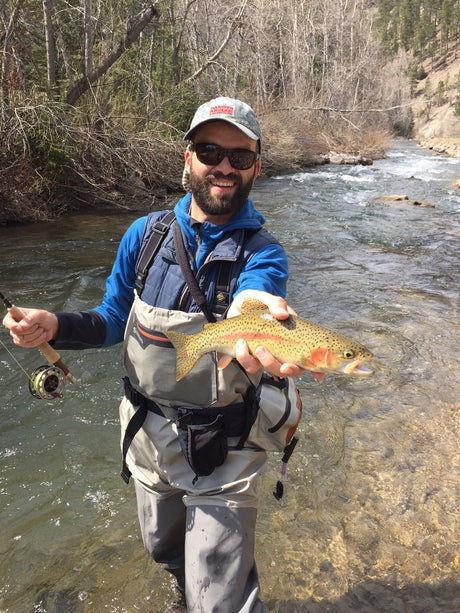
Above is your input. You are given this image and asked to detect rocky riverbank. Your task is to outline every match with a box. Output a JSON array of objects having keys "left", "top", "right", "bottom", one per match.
[
  {"left": 411, "top": 48, "right": 460, "bottom": 160},
  {"left": 418, "top": 138, "right": 460, "bottom": 158}
]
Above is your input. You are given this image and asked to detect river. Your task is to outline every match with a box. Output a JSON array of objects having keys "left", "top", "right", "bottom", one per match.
[{"left": 0, "top": 140, "right": 459, "bottom": 612}]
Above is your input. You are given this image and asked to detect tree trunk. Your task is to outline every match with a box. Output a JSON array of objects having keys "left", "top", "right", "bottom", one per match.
[
  {"left": 185, "top": 0, "right": 248, "bottom": 83},
  {"left": 83, "top": 0, "right": 93, "bottom": 77},
  {"left": 0, "top": 0, "right": 26, "bottom": 123},
  {"left": 43, "top": 0, "right": 56, "bottom": 88},
  {"left": 65, "top": 4, "right": 158, "bottom": 106},
  {"left": 53, "top": 0, "right": 72, "bottom": 80}
]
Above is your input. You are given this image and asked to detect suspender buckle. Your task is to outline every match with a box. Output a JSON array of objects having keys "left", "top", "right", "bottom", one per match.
[{"left": 152, "top": 219, "right": 171, "bottom": 235}]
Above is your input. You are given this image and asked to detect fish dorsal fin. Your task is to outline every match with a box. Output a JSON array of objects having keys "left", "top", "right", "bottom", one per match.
[{"left": 240, "top": 298, "right": 269, "bottom": 313}]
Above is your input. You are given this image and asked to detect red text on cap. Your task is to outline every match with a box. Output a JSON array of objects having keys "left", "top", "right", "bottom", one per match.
[{"left": 209, "top": 105, "right": 234, "bottom": 117}]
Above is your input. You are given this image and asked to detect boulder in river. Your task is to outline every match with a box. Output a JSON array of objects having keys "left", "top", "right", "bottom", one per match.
[
  {"left": 374, "top": 195, "right": 435, "bottom": 207},
  {"left": 327, "top": 152, "right": 374, "bottom": 165}
]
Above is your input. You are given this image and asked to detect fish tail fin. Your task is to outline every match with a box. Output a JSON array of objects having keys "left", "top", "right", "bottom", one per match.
[{"left": 165, "top": 330, "right": 199, "bottom": 381}]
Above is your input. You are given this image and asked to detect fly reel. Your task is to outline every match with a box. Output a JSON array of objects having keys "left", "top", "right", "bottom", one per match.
[{"left": 29, "top": 364, "right": 66, "bottom": 400}]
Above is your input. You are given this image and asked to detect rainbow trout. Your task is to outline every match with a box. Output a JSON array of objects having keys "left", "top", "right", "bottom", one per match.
[{"left": 166, "top": 298, "right": 373, "bottom": 382}]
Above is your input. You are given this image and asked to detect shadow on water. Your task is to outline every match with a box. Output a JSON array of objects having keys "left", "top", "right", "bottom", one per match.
[{"left": 273, "top": 579, "right": 460, "bottom": 612}]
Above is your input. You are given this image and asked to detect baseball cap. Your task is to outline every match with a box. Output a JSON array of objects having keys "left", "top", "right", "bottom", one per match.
[{"left": 184, "top": 97, "right": 262, "bottom": 146}]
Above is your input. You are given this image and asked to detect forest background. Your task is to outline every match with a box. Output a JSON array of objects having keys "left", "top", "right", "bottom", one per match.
[{"left": 1, "top": 0, "right": 459, "bottom": 223}]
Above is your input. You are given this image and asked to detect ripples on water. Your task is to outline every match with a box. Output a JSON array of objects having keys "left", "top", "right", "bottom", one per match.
[{"left": 0, "top": 141, "right": 459, "bottom": 612}]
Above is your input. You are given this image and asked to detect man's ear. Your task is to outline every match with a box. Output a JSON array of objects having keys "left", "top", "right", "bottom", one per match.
[{"left": 184, "top": 144, "right": 192, "bottom": 168}]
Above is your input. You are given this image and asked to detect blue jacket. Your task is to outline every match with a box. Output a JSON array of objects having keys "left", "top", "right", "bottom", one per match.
[{"left": 54, "top": 193, "right": 288, "bottom": 349}]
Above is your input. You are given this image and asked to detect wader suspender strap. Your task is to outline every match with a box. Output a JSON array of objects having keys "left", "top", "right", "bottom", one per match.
[
  {"left": 121, "top": 389, "right": 148, "bottom": 484},
  {"left": 135, "top": 210, "right": 176, "bottom": 295},
  {"left": 121, "top": 377, "right": 166, "bottom": 483},
  {"left": 173, "top": 223, "right": 217, "bottom": 324}
]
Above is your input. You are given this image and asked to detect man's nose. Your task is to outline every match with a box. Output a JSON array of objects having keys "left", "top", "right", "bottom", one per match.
[{"left": 214, "top": 154, "right": 234, "bottom": 172}]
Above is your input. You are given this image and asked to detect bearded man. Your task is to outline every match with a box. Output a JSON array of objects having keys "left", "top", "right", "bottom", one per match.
[{"left": 3, "top": 97, "right": 303, "bottom": 612}]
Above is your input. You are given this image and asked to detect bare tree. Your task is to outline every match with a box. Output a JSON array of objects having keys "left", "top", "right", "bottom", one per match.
[
  {"left": 53, "top": 0, "right": 72, "bottom": 81},
  {"left": 184, "top": 0, "right": 248, "bottom": 84},
  {"left": 83, "top": 0, "right": 93, "bottom": 77},
  {"left": 65, "top": 3, "right": 159, "bottom": 106},
  {"left": 0, "top": 0, "right": 26, "bottom": 123},
  {"left": 43, "top": 0, "right": 56, "bottom": 88}
]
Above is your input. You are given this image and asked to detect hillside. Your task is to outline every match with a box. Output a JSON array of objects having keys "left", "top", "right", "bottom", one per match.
[
  {"left": 374, "top": 0, "right": 460, "bottom": 156},
  {"left": 411, "top": 45, "right": 460, "bottom": 156}
]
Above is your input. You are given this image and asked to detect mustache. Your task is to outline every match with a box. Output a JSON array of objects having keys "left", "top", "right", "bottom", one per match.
[{"left": 206, "top": 171, "right": 241, "bottom": 183}]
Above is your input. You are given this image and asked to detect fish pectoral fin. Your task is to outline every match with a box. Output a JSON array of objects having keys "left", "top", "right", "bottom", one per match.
[
  {"left": 217, "top": 353, "right": 234, "bottom": 370},
  {"left": 310, "top": 346, "right": 333, "bottom": 367},
  {"left": 301, "top": 356, "right": 320, "bottom": 370},
  {"left": 301, "top": 354, "right": 327, "bottom": 381},
  {"left": 311, "top": 372, "right": 325, "bottom": 382},
  {"left": 240, "top": 298, "right": 269, "bottom": 313}
]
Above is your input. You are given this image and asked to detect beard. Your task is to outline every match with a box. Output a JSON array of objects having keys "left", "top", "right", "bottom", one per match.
[{"left": 188, "top": 167, "right": 256, "bottom": 218}]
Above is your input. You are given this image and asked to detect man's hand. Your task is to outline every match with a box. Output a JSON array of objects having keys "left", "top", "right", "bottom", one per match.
[
  {"left": 2, "top": 308, "right": 58, "bottom": 347},
  {"left": 224, "top": 290, "right": 305, "bottom": 378}
]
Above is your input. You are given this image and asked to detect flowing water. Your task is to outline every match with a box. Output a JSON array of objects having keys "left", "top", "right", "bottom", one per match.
[{"left": 0, "top": 140, "right": 459, "bottom": 612}]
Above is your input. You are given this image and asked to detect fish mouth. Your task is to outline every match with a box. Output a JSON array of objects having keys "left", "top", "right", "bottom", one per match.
[{"left": 341, "top": 357, "right": 374, "bottom": 376}]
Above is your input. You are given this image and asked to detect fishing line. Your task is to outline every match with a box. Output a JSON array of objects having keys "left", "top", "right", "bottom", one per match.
[{"left": 0, "top": 337, "right": 35, "bottom": 383}]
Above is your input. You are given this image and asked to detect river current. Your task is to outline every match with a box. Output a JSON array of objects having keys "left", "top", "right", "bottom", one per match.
[{"left": 0, "top": 140, "right": 459, "bottom": 612}]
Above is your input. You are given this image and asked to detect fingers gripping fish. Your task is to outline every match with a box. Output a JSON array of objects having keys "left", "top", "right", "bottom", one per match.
[{"left": 165, "top": 298, "right": 373, "bottom": 382}]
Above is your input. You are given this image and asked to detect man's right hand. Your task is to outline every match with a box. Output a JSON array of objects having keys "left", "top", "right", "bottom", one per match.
[{"left": 2, "top": 308, "right": 58, "bottom": 347}]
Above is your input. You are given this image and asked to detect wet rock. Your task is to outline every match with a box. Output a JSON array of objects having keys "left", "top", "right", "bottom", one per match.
[
  {"left": 378, "top": 195, "right": 410, "bottom": 201},
  {"left": 342, "top": 512, "right": 379, "bottom": 551},
  {"left": 328, "top": 152, "right": 373, "bottom": 165},
  {"left": 374, "top": 195, "right": 435, "bottom": 207},
  {"left": 418, "top": 139, "right": 460, "bottom": 158},
  {"left": 319, "top": 559, "right": 335, "bottom": 573}
]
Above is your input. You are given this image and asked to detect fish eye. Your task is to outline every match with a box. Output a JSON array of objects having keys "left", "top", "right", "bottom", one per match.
[{"left": 343, "top": 348, "right": 356, "bottom": 359}]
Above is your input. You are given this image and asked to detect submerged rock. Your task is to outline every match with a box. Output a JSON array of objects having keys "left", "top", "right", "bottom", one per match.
[{"left": 374, "top": 195, "right": 435, "bottom": 207}]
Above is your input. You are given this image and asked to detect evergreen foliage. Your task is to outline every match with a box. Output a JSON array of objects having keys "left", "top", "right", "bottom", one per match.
[
  {"left": 454, "top": 71, "right": 460, "bottom": 116},
  {"left": 376, "top": 0, "right": 460, "bottom": 57}
]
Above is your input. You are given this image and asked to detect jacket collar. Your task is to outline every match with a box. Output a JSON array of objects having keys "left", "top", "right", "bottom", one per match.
[{"left": 174, "top": 193, "right": 265, "bottom": 267}]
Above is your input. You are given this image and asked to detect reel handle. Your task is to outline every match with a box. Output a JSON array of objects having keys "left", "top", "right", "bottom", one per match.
[{"left": 6, "top": 303, "right": 76, "bottom": 385}]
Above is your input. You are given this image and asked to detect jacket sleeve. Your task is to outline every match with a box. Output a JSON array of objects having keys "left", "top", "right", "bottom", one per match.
[
  {"left": 234, "top": 242, "right": 288, "bottom": 298},
  {"left": 53, "top": 216, "right": 147, "bottom": 349}
]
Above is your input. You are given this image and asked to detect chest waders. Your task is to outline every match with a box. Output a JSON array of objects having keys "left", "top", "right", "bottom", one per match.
[{"left": 121, "top": 212, "right": 266, "bottom": 484}]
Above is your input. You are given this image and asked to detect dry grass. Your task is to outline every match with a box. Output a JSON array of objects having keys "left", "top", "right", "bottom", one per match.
[
  {"left": 323, "top": 126, "right": 392, "bottom": 159},
  {"left": 259, "top": 110, "right": 329, "bottom": 175}
]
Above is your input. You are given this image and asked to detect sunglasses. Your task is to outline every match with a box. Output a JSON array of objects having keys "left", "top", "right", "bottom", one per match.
[{"left": 192, "top": 143, "right": 260, "bottom": 170}]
